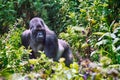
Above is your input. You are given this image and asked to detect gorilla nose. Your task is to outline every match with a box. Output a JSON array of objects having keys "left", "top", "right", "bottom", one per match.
[
  {"left": 38, "top": 32, "right": 42, "bottom": 35},
  {"left": 38, "top": 33, "right": 43, "bottom": 37}
]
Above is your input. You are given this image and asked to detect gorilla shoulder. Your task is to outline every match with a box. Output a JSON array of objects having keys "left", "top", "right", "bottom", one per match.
[{"left": 21, "top": 30, "right": 30, "bottom": 48}]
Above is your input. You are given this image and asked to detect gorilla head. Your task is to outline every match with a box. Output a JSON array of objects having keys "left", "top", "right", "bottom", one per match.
[
  {"left": 29, "top": 17, "right": 47, "bottom": 30},
  {"left": 29, "top": 18, "right": 46, "bottom": 44}
]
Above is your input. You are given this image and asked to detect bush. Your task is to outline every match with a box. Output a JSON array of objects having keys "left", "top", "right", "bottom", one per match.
[
  {"left": 92, "top": 27, "right": 120, "bottom": 64},
  {"left": 0, "top": 0, "right": 120, "bottom": 79}
]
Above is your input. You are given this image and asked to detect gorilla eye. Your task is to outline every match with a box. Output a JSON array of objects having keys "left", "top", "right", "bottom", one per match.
[{"left": 37, "top": 25, "right": 41, "bottom": 28}]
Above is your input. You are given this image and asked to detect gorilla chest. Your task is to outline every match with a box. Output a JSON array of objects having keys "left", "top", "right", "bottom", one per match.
[{"left": 30, "top": 41, "right": 44, "bottom": 52}]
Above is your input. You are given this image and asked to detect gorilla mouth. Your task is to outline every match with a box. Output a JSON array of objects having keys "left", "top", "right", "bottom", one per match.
[{"left": 36, "top": 38, "right": 44, "bottom": 43}]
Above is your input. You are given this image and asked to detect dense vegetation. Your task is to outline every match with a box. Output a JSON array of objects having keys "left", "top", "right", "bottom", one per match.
[{"left": 0, "top": 0, "right": 120, "bottom": 79}]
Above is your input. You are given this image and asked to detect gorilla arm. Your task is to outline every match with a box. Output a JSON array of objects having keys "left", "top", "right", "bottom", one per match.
[
  {"left": 44, "top": 30, "right": 58, "bottom": 61},
  {"left": 58, "top": 39, "right": 73, "bottom": 66},
  {"left": 21, "top": 30, "right": 30, "bottom": 49}
]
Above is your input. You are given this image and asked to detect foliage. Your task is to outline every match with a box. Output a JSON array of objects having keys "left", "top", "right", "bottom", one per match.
[
  {"left": 0, "top": 20, "right": 26, "bottom": 73},
  {"left": 59, "top": 0, "right": 120, "bottom": 61},
  {"left": 92, "top": 27, "right": 120, "bottom": 64},
  {"left": 0, "top": 0, "right": 120, "bottom": 79},
  {"left": 0, "top": 25, "right": 83, "bottom": 79},
  {"left": 0, "top": 0, "right": 120, "bottom": 33},
  {"left": 0, "top": 0, "right": 16, "bottom": 34},
  {"left": 0, "top": 22, "right": 119, "bottom": 79},
  {"left": 59, "top": 26, "right": 91, "bottom": 58},
  {"left": 0, "top": 0, "right": 61, "bottom": 34}
]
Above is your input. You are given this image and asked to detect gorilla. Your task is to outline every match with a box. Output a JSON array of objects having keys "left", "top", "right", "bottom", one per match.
[{"left": 21, "top": 17, "right": 73, "bottom": 66}]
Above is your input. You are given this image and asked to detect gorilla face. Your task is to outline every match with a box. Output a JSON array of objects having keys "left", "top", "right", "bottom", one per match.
[
  {"left": 31, "top": 29, "right": 46, "bottom": 43},
  {"left": 29, "top": 18, "right": 46, "bottom": 43}
]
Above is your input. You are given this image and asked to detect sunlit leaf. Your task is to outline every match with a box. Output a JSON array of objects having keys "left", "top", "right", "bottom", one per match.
[
  {"left": 68, "top": 12, "right": 75, "bottom": 19},
  {"left": 91, "top": 50, "right": 98, "bottom": 56},
  {"left": 28, "top": 59, "right": 38, "bottom": 64},
  {"left": 93, "top": 32, "right": 105, "bottom": 36},
  {"left": 98, "top": 32, "right": 111, "bottom": 41},
  {"left": 100, "top": 56, "right": 112, "bottom": 66},
  {"left": 113, "top": 38, "right": 119, "bottom": 44},
  {"left": 113, "top": 27, "right": 120, "bottom": 34},
  {"left": 59, "top": 58, "right": 65, "bottom": 63},
  {"left": 70, "top": 62, "right": 79, "bottom": 71},
  {"left": 80, "top": 9, "right": 86, "bottom": 13},
  {"left": 81, "top": 42, "right": 89, "bottom": 49},
  {"left": 116, "top": 46, "right": 120, "bottom": 52},
  {"left": 96, "top": 40, "right": 108, "bottom": 46},
  {"left": 64, "top": 70, "right": 72, "bottom": 79},
  {"left": 72, "top": 27, "right": 85, "bottom": 32},
  {"left": 111, "top": 33, "right": 116, "bottom": 39}
]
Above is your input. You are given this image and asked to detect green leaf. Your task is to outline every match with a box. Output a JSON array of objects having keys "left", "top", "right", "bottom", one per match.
[
  {"left": 113, "top": 38, "right": 119, "bottom": 44},
  {"left": 64, "top": 70, "right": 72, "bottom": 79},
  {"left": 93, "top": 32, "right": 105, "bottom": 36},
  {"left": 96, "top": 40, "right": 108, "bottom": 46},
  {"left": 70, "top": 62, "right": 79, "bottom": 71},
  {"left": 98, "top": 32, "right": 111, "bottom": 41},
  {"left": 81, "top": 42, "right": 89, "bottom": 49},
  {"left": 116, "top": 46, "right": 120, "bottom": 52},
  {"left": 91, "top": 50, "right": 98, "bottom": 56},
  {"left": 111, "top": 33, "right": 116, "bottom": 39},
  {"left": 28, "top": 59, "right": 38, "bottom": 64}
]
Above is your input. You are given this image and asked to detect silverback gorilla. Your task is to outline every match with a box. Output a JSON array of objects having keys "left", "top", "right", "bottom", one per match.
[{"left": 21, "top": 17, "right": 73, "bottom": 66}]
